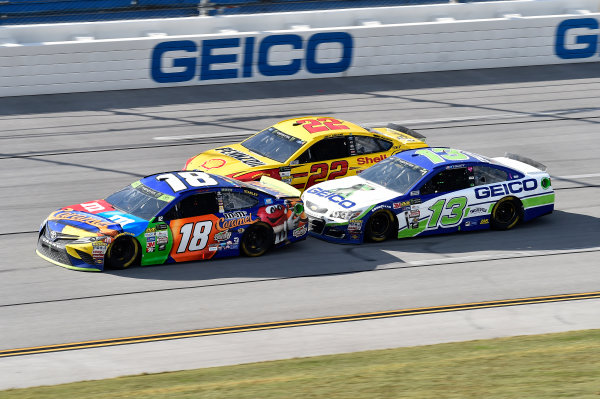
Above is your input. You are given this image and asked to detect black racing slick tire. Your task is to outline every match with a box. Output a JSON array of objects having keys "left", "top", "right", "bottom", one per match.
[
  {"left": 240, "top": 223, "right": 273, "bottom": 257},
  {"left": 490, "top": 197, "right": 522, "bottom": 230},
  {"left": 365, "top": 210, "right": 395, "bottom": 242},
  {"left": 105, "top": 236, "right": 139, "bottom": 270}
]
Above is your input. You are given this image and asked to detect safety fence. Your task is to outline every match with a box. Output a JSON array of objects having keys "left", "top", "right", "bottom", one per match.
[
  {"left": 1, "top": 0, "right": 598, "bottom": 97},
  {"left": 1, "top": 0, "right": 501, "bottom": 25}
]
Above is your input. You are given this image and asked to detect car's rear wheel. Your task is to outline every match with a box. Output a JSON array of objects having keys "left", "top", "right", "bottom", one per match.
[
  {"left": 490, "top": 197, "right": 522, "bottom": 230},
  {"left": 240, "top": 223, "right": 273, "bottom": 257},
  {"left": 106, "top": 236, "right": 139, "bottom": 269},
  {"left": 365, "top": 210, "right": 395, "bottom": 242}
]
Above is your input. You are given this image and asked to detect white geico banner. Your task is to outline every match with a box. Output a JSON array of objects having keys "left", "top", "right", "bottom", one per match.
[{"left": 1, "top": 0, "right": 599, "bottom": 97}]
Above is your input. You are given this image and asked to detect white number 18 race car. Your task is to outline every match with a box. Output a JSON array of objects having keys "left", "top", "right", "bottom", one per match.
[{"left": 301, "top": 148, "right": 554, "bottom": 243}]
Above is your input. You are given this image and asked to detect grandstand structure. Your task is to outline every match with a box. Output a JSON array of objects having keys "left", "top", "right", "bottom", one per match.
[{"left": 1, "top": 0, "right": 498, "bottom": 25}]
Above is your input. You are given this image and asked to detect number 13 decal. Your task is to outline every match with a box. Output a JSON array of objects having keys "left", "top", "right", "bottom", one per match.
[
  {"left": 427, "top": 197, "right": 467, "bottom": 228},
  {"left": 296, "top": 118, "right": 350, "bottom": 134}
]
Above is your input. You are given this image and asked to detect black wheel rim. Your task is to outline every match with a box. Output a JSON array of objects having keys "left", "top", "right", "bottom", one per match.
[
  {"left": 370, "top": 213, "right": 390, "bottom": 238},
  {"left": 496, "top": 202, "right": 516, "bottom": 224},
  {"left": 113, "top": 240, "right": 135, "bottom": 263},
  {"left": 246, "top": 229, "right": 267, "bottom": 254}
]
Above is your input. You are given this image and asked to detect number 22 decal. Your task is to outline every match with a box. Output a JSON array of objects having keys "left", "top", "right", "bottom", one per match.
[
  {"left": 296, "top": 118, "right": 350, "bottom": 134},
  {"left": 306, "top": 160, "right": 349, "bottom": 188}
]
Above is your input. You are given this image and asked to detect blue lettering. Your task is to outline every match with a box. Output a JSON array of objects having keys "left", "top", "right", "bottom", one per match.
[
  {"left": 150, "top": 32, "right": 354, "bottom": 83},
  {"left": 306, "top": 32, "right": 353, "bottom": 74},
  {"left": 151, "top": 40, "right": 197, "bottom": 83},
  {"left": 507, "top": 181, "right": 522, "bottom": 193},
  {"left": 475, "top": 179, "right": 538, "bottom": 199},
  {"left": 474, "top": 187, "right": 490, "bottom": 199},
  {"left": 339, "top": 200, "right": 355, "bottom": 209},
  {"left": 306, "top": 188, "right": 356, "bottom": 208},
  {"left": 329, "top": 194, "right": 345, "bottom": 203},
  {"left": 490, "top": 185, "right": 504, "bottom": 197},
  {"left": 200, "top": 38, "right": 240, "bottom": 80},
  {"left": 258, "top": 34, "right": 302, "bottom": 76},
  {"left": 243, "top": 37, "right": 255, "bottom": 78},
  {"left": 555, "top": 18, "right": 599, "bottom": 59},
  {"left": 523, "top": 178, "right": 537, "bottom": 190}
]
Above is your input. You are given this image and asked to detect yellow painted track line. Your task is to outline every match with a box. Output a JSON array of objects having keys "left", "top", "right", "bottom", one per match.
[{"left": 2, "top": 291, "right": 599, "bottom": 358}]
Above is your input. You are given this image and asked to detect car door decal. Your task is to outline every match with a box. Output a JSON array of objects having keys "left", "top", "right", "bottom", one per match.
[
  {"left": 169, "top": 215, "right": 220, "bottom": 262},
  {"left": 427, "top": 196, "right": 468, "bottom": 228},
  {"left": 303, "top": 160, "right": 350, "bottom": 190}
]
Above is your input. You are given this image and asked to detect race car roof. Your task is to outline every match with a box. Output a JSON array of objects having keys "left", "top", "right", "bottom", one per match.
[
  {"left": 138, "top": 171, "right": 242, "bottom": 196},
  {"left": 393, "top": 148, "right": 493, "bottom": 170},
  {"left": 273, "top": 116, "right": 371, "bottom": 141}
]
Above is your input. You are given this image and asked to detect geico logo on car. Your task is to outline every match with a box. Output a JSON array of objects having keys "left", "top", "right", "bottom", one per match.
[
  {"left": 555, "top": 18, "right": 600, "bottom": 59},
  {"left": 474, "top": 179, "right": 538, "bottom": 199},
  {"left": 357, "top": 154, "right": 387, "bottom": 165},
  {"left": 151, "top": 32, "right": 353, "bottom": 83},
  {"left": 306, "top": 187, "right": 356, "bottom": 209}
]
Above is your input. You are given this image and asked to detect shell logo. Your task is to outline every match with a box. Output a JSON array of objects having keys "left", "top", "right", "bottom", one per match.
[{"left": 201, "top": 158, "right": 227, "bottom": 170}]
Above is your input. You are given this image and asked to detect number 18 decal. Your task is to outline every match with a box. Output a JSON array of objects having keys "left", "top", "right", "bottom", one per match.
[
  {"left": 177, "top": 221, "right": 213, "bottom": 253},
  {"left": 157, "top": 172, "right": 219, "bottom": 192}
]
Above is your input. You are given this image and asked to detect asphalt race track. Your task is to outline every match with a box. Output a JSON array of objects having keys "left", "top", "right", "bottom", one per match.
[{"left": 1, "top": 63, "right": 599, "bottom": 389}]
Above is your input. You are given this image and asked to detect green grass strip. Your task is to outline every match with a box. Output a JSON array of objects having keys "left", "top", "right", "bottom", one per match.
[{"left": 2, "top": 329, "right": 599, "bottom": 399}]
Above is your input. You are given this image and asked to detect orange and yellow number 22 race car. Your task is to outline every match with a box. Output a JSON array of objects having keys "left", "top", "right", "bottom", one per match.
[{"left": 184, "top": 117, "right": 428, "bottom": 192}]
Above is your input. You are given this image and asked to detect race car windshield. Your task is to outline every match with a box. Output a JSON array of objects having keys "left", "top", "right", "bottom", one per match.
[
  {"left": 241, "top": 127, "right": 306, "bottom": 163},
  {"left": 359, "top": 157, "right": 428, "bottom": 194},
  {"left": 105, "top": 184, "right": 172, "bottom": 220}
]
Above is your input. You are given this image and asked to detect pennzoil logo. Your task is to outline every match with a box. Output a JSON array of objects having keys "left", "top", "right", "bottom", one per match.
[{"left": 215, "top": 147, "right": 265, "bottom": 167}]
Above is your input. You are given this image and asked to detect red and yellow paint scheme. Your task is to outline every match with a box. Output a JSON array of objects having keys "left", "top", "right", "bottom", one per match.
[{"left": 184, "top": 117, "right": 428, "bottom": 192}]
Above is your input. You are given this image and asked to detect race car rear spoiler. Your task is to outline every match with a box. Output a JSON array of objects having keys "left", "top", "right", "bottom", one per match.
[
  {"left": 258, "top": 176, "right": 302, "bottom": 198},
  {"left": 504, "top": 153, "right": 547, "bottom": 172},
  {"left": 386, "top": 123, "right": 426, "bottom": 140}
]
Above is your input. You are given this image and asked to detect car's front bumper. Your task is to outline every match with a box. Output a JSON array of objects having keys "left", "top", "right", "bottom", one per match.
[
  {"left": 36, "top": 228, "right": 104, "bottom": 272},
  {"left": 306, "top": 215, "right": 363, "bottom": 244}
]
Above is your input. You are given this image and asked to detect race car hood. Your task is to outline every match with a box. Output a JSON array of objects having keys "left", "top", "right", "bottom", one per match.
[
  {"left": 185, "top": 144, "right": 282, "bottom": 176},
  {"left": 45, "top": 206, "right": 149, "bottom": 238},
  {"left": 46, "top": 209, "right": 123, "bottom": 238},
  {"left": 303, "top": 176, "right": 401, "bottom": 212}
]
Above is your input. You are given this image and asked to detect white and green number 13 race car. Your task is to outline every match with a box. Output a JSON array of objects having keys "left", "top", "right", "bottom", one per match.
[{"left": 302, "top": 148, "right": 554, "bottom": 243}]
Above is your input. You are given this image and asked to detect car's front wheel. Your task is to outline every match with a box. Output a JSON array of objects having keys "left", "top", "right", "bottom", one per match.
[
  {"left": 240, "top": 223, "right": 273, "bottom": 257},
  {"left": 365, "top": 210, "right": 395, "bottom": 242},
  {"left": 490, "top": 197, "right": 522, "bottom": 230},
  {"left": 105, "top": 236, "right": 139, "bottom": 269}
]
